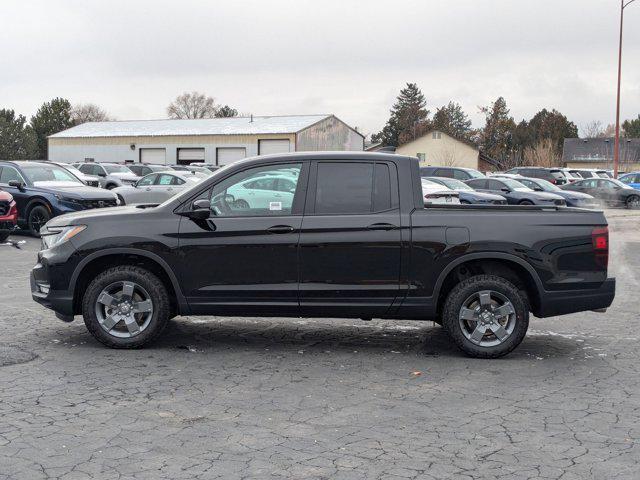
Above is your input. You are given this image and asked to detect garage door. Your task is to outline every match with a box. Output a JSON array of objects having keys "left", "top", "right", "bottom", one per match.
[
  {"left": 140, "top": 148, "right": 166, "bottom": 164},
  {"left": 177, "top": 148, "right": 205, "bottom": 165},
  {"left": 217, "top": 147, "right": 247, "bottom": 166},
  {"left": 258, "top": 139, "right": 290, "bottom": 155}
]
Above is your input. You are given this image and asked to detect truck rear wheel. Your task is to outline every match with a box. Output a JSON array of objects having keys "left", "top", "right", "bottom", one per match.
[
  {"left": 82, "top": 266, "right": 170, "bottom": 348},
  {"left": 442, "top": 275, "right": 529, "bottom": 358}
]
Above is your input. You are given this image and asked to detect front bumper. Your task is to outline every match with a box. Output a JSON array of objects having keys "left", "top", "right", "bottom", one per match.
[
  {"left": 31, "top": 268, "right": 74, "bottom": 319},
  {"left": 535, "top": 277, "right": 616, "bottom": 317}
]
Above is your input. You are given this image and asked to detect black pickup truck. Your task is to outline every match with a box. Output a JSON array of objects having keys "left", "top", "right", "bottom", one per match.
[{"left": 31, "top": 152, "right": 615, "bottom": 357}]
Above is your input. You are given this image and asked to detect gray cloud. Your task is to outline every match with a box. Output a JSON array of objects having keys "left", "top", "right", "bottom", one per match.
[{"left": 1, "top": 0, "right": 638, "bottom": 137}]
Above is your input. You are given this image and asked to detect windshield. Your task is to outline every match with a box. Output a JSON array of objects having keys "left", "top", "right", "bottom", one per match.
[
  {"left": 609, "top": 178, "right": 633, "bottom": 189},
  {"left": 432, "top": 177, "right": 472, "bottom": 190},
  {"left": 501, "top": 178, "right": 532, "bottom": 191},
  {"left": 21, "top": 164, "right": 83, "bottom": 184},
  {"left": 104, "top": 165, "right": 133, "bottom": 174},
  {"left": 522, "top": 178, "right": 560, "bottom": 192}
]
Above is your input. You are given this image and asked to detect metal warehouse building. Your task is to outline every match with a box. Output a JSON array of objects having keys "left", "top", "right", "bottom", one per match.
[{"left": 48, "top": 114, "right": 364, "bottom": 165}]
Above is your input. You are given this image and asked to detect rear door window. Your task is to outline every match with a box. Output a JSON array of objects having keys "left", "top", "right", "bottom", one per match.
[
  {"left": 315, "top": 162, "right": 373, "bottom": 214},
  {"left": 488, "top": 179, "right": 505, "bottom": 190},
  {"left": 466, "top": 179, "right": 487, "bottom": 189},
  {"left": 452, "top": 169, "right": 469, "bottom": 180},
  {"left": 157, "top": 174, "right": 175, "bottom": 186},
  {"left": 433, "top": 168, "right": 453, "bottom": 178}
]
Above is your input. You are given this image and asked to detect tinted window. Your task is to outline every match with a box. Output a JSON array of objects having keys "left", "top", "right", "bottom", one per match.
[
  {"left": 128, "top": 165, "right": 141, "bottom": 176},
  {"left": 488, "top": 179, "right": 506, "bottom": 190},
  {"left": 452, "top": 170, "right": 469, "bottom": 180},
  {"left": 582, "top": 179, "right": 598, "bottom": 188},
  {"left": 419, "top": 167, "right": 435, "bottom": 177},
  {"left": 433, "top": 168, "right": 453, "bottom": 178},
  {"left": 373, "top": 163, "right": 392, "bottom": 211},
  {"left": 315, "top": 162, "right": 373, "bottom": 214},
  {"left": 466, "top": 179, "right": 487, "bottom": 189},
  {"left": 171, "top": 176, "right": 186, "bottom": 185},
  {"left": 137, "top": 174, "right": 157, "bottom": 186}
]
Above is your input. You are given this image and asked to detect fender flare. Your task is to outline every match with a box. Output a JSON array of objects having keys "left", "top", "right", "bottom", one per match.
[
  {"left": 432, "top": 252, "right": 544, "bottom": 309},
  {"left": 69, "top": 247, "right": 190, "bottom": 314}
]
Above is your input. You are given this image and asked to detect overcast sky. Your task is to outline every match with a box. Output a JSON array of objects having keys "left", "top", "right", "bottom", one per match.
[{"left": 1, "top": 0, "right": 638, "bottom": 137}]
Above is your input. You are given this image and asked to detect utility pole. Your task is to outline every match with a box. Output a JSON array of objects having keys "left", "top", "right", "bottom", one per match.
[{"left": 614, "top": 0, "right": 637, "bottom": 178}]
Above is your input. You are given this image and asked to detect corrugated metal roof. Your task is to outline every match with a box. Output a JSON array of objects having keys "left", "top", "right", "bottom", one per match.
[{"left": 49, "top": 115, "right": 332, "bottom": 138}]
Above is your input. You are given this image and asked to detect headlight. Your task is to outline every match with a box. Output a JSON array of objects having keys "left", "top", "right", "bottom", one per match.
[
  {"left": 55, "top": 195, "right": 82, "bottom": 205},
  {"left": 41, "top": 225, "right": 86, "bottom": 249}
]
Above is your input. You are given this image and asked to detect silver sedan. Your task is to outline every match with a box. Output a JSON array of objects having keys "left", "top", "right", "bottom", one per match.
[{"left": 112, "top": 171, "right": 205, "bottom": 205}]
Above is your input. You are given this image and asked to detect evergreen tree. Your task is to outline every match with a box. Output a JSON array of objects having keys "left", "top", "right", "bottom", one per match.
[
  {"left": 215, "top": 105, "right": 238, "bottom": 118},
  {"left": 622, "top": 115, "right": 640, "bottom": 138},
  {"left": 478, "top": 97, "right": 517, "bottom": 166},
  {"left": 432, "top": 102, "right": 473, "bottom": 140},
  {"left": 30, "top": 98, "right": 74, "bottom": 159},
  {"left": 524, "top": 108, "right": 578, "bottom": 152},
  {"left": 0, "top": 109, "right": 38, "bottom": 160},
  {"left": 371, "top": 83, "right": 430, "bottom": 146}
]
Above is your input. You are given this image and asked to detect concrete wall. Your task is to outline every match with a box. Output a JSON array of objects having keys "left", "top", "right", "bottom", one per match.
[
  {"left": 395, "top": 131, "right": 479, "bottom": 168},
  {"left": 48, "top": 133, "right": 295, "bottom": 165},
  {"left": 295, "top": 116, "right": 364, "bottom": 151}
]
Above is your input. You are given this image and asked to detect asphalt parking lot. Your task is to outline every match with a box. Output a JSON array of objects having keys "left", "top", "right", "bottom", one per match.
[{"left": 1, "top": 210, "right": 639, "bottom": 480}]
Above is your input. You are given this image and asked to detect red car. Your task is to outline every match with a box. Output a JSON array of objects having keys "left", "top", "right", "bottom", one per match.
[{"left": 0, "top": 189, "right": 18, "bottom": 243}]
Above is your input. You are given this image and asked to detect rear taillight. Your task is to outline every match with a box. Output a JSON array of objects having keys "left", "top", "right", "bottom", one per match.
[
  {"left": 592, "top": 226, "right": 609, "bottom": 268},
  {"left": 8, "top": 201, "right": 17, "bottom": 216}
]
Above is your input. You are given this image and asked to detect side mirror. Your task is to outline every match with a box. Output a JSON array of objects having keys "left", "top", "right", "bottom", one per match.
[
  {"left": 186, "top": 199, "right": 211, "bottom": 220},
  {"left": 501, "top": 188, "right": 510, "bottom": 193},
  {"left": 534, "top": 187, "right": 543, "bottom": 192},
  {"left": 8, "top": 180, "right": 25, "bottom": 191}
]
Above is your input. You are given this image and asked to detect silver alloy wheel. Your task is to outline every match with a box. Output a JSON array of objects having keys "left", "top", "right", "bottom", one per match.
[
  {"left": 95, "top": 281, "right": 153, "bottom": 338},
  {"left": 628, "top": 196, "right": 640, "bottom": 209},
  {"left": 458, "top": 290, "right": 516, "bottom": 347}
]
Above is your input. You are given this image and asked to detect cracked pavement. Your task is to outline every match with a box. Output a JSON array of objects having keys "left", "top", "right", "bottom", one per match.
[{"left": 0, "top": 211, "right": 639, "bottom": 479}]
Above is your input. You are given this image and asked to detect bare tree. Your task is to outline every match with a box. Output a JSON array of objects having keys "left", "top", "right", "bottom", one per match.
[
  {"left": 523, "top": 138, "right": 560, "bottom": 167},
  {"left": 71, "top": 103, "right": 113, "bottom": 124},
  {"left": 167, "top": 92, "right": 218, "bottom": 119},
  {"left": 582, "top": 120, "right": 604, "bottom": 138},
  {"left": 432, "top": 144, "right": 459, "bottom": 167}
]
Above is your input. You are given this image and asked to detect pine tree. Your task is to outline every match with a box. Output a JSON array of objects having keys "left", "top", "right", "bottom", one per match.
[
  {"left": 478, "top": 97, "right": 517, "bottom": 166},
  {"left": 30, "top": 98, "right": 74, "bottom": 159},
  {"left": 622, "top": 115, "right": 640, "bottom": 138},
  {"left": 0, "top": 109, "right": 38, "bottom": 160},
  {"left": 371, "top": 83, "right": 430, "bottom": 147},
  {"left": 432, "top": 102, "right": 473, "bottom": 140}
]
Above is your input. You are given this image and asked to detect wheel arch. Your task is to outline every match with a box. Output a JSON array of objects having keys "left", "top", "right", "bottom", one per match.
[
  {"left": 70, "top": 248, "right": 189, "bottom": 316},
  {"left": 433, "top": 253, "right": 544, "bottom": 315}
]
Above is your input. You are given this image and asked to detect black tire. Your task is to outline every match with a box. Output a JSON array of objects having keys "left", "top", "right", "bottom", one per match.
[
  {"left": 27, "top": 204, "right": 51, "bottom": 237},
  {"left": 460, "top": 200, "right": 471, "bottom": 205},
  {"left": 82, "top": 265, "right": 170, "bottom": 348},
  {"left": 116, "top": 194, "right": 125, "bottom": 206},
  {"left": 626, "top": 195, "right": 640, "bottom": 209},
  {"left": 519, "top": 200, "right": 534, "bottom": 206},
  {"left": 0, "top": 231, "right": 9, "bottom": 243},
  {"left": 441, "top": 274, "right": 529, "bottom": 358}
]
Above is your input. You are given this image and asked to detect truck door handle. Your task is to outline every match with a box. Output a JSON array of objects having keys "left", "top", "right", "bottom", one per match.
[
  {"left": 367, "top": 223, "right": 397, "bottom": 231},
  {"left": 266, "top": 225, "right": 294, "bottom": 234}
]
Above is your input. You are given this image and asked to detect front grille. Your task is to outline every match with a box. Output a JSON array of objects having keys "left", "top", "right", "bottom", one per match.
[
  {"left": 83, "top": 199, "right": 117, "bottom": 209},
  {"left": 86, "top": 180, "right": 99, "bottom": 187},
  {"left": 0, "top": 201, "right": 8, "bottom": 216}
]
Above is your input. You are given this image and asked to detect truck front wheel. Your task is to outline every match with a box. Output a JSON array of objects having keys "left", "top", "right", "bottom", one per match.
[
  {"left": 442, "top": 275, "right": 529, "bottom": 358},
  {"left": 82, "top": 266, "right": 170, "bottom": 348}
]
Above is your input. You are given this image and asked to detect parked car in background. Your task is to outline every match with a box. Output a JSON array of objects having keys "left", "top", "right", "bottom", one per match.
[
  {"left": 561, "top": 177, "right": 640, "bottom": 208},
  {"left": 72, "top": 162, "right": 138, "bottom": 189},
  {"left": 189, "top": 163, "right": 221, "bottom": 173},
  {"left": 49, "top": 162, "right": 101, "bottom": 187},
  {"left": 488, "top": 173, "right": 524, "bottom": 179},
  {"left": 113, "top": 171, "right": 204, "bottom": 205},
  {"left": 31, "top": 152, "right": 615, "bottom": 358},
  {"left": 465, "top": 177, "right": 566, "bottom": 206},
  {"left": 419, "top": 166, "right": 485, "bottom": 181},
  {"left": 0, "top": 189, "right": 18, "bottom": 243},
  {"left": 423, "top": 177, "right": 507, "bottom": 205},
  {"left": 0, "top": 161, "right": 119, "bottom": 235},
  {"left": 619, "top": 172, "right": 640, "bottom": 190},
  {"left": 559, "top": 168, "right": 582, "bottom": 182},
  {"left": 420, "top": 179, "right": 460, "bottom": 205},
  {"left": 504, "top": 167, "right": 568, "bottom": 185},
  {"left": 567, "top": 169, "right": 610, "bottom": 179},
  {"left": 517, "top": 177, "right": 598, "bottom": 208},
  {"left": 168, "top": 165, "right": 213, "bottom": 175},
  {"left": 126, "top": 164, "right": 170, "bottom": 177}
]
